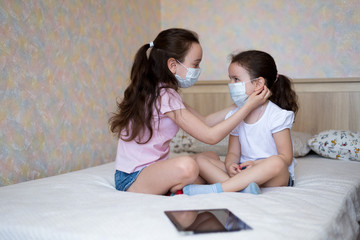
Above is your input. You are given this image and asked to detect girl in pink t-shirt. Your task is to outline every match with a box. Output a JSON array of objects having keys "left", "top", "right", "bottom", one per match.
[{"left": 108, "top": 29, "right": 270, "bottom": 195}]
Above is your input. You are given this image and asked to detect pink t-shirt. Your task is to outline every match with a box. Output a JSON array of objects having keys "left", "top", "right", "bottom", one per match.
[{"left": 115, "top": 88, "right": 185, "bottom": 173}]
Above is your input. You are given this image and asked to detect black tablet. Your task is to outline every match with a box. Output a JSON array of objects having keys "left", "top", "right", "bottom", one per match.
[{"left": 164, "top": 208, "right": 252, "bottom": 235}]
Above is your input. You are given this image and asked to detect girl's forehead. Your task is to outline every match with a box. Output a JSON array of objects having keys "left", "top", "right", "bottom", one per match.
[
  {"left": 184, "top": 43, "right": 202, "bottom": 62},
  {"left": 228, "top": 63, "right": 248, "bottom": 75}
]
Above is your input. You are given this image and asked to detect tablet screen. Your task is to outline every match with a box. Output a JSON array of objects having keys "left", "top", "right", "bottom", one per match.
[{"left": 164, "top": 208, "right": 252, "bottom": 235}]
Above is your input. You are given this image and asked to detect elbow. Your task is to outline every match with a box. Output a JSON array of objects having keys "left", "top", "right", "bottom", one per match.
[
  {"left": 203, "top": 117, "right": 215, "bottom": 127},
  {"left": 188, "top": 132, "right": 219, "bottom": 145},
  {"left": 279, "top": 154, "right": 293, "bottom": 167},
  {"left": 205, "top": 135, "right": 221, "bottom": 145}
]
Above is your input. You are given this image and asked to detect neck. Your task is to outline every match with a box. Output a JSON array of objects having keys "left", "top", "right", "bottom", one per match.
[{"left": 244, "top": 101, "right": 268, "bottom": 124}]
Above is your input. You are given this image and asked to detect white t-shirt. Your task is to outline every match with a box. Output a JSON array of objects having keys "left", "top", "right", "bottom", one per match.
[{"left": 226, "top": 101, "right": 296, "bottom": 179}]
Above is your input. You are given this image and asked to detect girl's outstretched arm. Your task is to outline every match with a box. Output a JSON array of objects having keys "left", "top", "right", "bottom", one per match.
[
  {"left": 184, "top": 103, "right": 237, "bottom": 127},
  {"left": 166, "top": 87, "right": 270, "bottom": 145}
]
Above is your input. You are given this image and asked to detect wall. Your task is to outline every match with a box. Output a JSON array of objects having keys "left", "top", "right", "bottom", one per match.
[
  {"left": 1, "top": 0, "right": 358, "bottom": 186},
  {"left": 161, "top": 0, "right": 360, "bottom": 80},
  {"left": 0, "top": 0, "right": 160, "bottom": 186}
]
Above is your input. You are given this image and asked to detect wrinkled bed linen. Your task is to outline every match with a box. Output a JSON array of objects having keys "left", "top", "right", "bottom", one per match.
[{"left": 0, "top": 154, "right": 359, "bottom": 240}]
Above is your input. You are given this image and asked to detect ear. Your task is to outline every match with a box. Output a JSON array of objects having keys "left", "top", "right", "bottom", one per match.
[
  {"left": 167, "top": 58, "right": 177, "bottom": 74},
  {"left": 254, "top": 77, "right": 266, "bottom": 90}
]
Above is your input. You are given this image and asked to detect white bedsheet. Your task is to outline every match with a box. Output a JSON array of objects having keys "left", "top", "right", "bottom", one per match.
[{"left": 0, "top": 154, "right": 359, "bottom": 240}]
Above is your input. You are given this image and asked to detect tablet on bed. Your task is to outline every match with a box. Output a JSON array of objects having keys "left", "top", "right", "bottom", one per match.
[{"left": 164, "top": 208, "right": 252, "bottom": 235}]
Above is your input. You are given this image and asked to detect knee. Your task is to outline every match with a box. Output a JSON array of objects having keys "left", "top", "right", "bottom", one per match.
[
  {"left": 204, "top": 151, "right": 219, "bottom": 159},
  {"left": 195, "top": 154, "right": 207, "bottom": 166},
  {"left": 176, "top": 156, "right": 199, "bottom": 181},
  {"left": 267, "top": 157, "right": 287, "bottom": 175},
  {"left": 195, "top": 151, "right": 219, "bottom": 164},
  {"left": 200, "top": 151, "right": 220, "bottom": 161}
]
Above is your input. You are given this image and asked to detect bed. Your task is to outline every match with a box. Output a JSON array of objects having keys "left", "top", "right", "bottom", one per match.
[{"left": 0, "top": 78, "right": 359, "bottom": 240}]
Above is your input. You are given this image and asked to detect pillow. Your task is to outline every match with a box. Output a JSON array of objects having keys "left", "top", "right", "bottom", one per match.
[
  {"left": 171, "top": 129, "right": 312, "bottom": 157},
  {"left": 291, "top": 131, "right": 312, "bottom": 157},
  {"left": 308, "top": 130, "right": 360, "bottom": 161},
  {"left": 170, "top": 129, "right": 228, "bottom": 156}
]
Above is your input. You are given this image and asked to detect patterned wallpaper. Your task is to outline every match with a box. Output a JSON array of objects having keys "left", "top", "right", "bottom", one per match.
[
  {"left": 0, "top": 0, "right": 160, "bottom": 186},
  {"left": 161, "top": 0, "right": 360, "bottom": 80},
  {"left": 1, "top": 0, "right": 358, "bottom": 186}
]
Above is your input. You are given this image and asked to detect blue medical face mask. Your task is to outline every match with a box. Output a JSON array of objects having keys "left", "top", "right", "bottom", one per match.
[
  {"left": 228, "top": 78, "right": 258, "bottom": 108},
  {"left": 175, "top": 60, "right": 201, "bottom": 88}
]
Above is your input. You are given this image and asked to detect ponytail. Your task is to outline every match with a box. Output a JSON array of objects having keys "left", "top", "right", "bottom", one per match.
[
  {"left": 269, "top": 74, "right": 298, "bottom": 114},
  {"left": 130, "top": 44, "right": 151, "bottom": 89},
  {"left": 109, "top": 43, "right": 154, "bottom": 143},
  {"left": 109, "top": 28, "right": 200, "bottom": 143}
]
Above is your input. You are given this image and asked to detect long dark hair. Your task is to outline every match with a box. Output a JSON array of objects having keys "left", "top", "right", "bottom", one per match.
[
  {"left": 230, "top": 50, "right": 298, "bottom": 114},
  {"left": 109, "top": 28, "right": 199, "bottom": 143}
]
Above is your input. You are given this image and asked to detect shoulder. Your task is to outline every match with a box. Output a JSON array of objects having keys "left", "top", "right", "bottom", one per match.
[
  {"left": 267, "top": 101, "right": 294, "bottom": 133},
  {"left": 268, "top": 101, "right": 284, "bottom": 112},
  {"left": 268, "top": 101, "right": 293, "bottom": 116},
  {"left": 158, "top": 87, "right": 185, "bottom": 112},
  {"left": 159, "top": 86, "right": 179, "bottom": 96},
  {"left": 159, "top": 87, "right": 183, "bottom": 102},
  {"left": 225, "top": 107, "right": 242, "bottom": 136}
]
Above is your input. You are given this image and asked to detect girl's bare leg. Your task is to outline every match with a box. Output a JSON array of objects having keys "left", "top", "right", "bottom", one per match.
[
  {"left": 221, "top": 156, "right": 289, "bottom": 192},
  {"left": 194, "top": 152, "right": 230, "bottom": 183},
  {"left": 191, "top": 151, "right": 224, "bottom": 184},
  {"left": 128, "top": 155, "right": 199, "bottom": 195},
  {"left": 183, "top": 155, "right": 290, "bottom": 195}
]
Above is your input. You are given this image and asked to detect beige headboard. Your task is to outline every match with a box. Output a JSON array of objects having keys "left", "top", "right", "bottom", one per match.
[{"left": 181, "top": 78, "right": 360, "bottom": 135}]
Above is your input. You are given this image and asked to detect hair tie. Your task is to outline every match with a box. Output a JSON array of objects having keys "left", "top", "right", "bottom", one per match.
[
  {"left": 149, "top": 41, "right": 154, "bottom": 48},
  {"left": 275, "top": 74, "right": 279, "bottom": 81}
]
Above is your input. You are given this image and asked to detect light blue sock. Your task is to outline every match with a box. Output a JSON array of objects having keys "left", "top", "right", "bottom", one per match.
[
  {"left": 238, "top": 182, "right": 261, "bottom": 195},
  {"left": 183, "top": 183, "right": 223, "bottom": 196}
]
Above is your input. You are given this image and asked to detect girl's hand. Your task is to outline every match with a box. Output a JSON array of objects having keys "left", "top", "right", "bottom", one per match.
[
  {"left": 225, "top": 162, "right": 241, "bottom": 177},
  {"left": 244, "top": 86, "right": 270, "bottom": 109},
  {"left": 239, "top": 161, "right": 256, "bottom": 170}
]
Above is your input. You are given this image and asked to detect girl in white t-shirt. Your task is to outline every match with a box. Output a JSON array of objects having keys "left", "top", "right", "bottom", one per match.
[
  {"left": 183, "top": 50, "right": 299, "bottom": 195},
  {"left": 108, "top": 30, "right": 270, "bottom": 195}
]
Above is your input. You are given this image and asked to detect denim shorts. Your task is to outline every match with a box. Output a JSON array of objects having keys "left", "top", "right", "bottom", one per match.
[{"left": 114, "top": 169, "right": 143, "bottom": 191}]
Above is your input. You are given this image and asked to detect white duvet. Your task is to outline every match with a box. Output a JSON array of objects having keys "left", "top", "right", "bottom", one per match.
[{"left": 0, "top": 154, "right": 359, "bottom": 240}]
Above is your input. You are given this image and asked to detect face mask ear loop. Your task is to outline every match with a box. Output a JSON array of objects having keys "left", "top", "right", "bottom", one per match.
[
  {"left": 176, "top": 60, "right": 189, "bottom": 70},
  {"left": 176, "top": 59, "right": 189, "bottom": 70},
  {"left": 250, "top": 77, "right": 261, "bottom": 88},
  {"left": 250, "top": 77, "right": 259, "bottom": 83},
  {"left": 175, "top": 60, "right": 188, "bottom": 80}
]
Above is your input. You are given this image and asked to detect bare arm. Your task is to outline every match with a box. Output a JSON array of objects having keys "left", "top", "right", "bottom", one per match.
[
  {"left": 166, "top": 87, "right": 270, "bottom": 145},
  {"left": 224, "top": 135, "right": 242, "bottom": 177},
  {"left": 272, "top": 128, "right": 293, "bottom": 166},
  {"left": 184, "top": 103, "right": 237, "bottom": 127}
]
